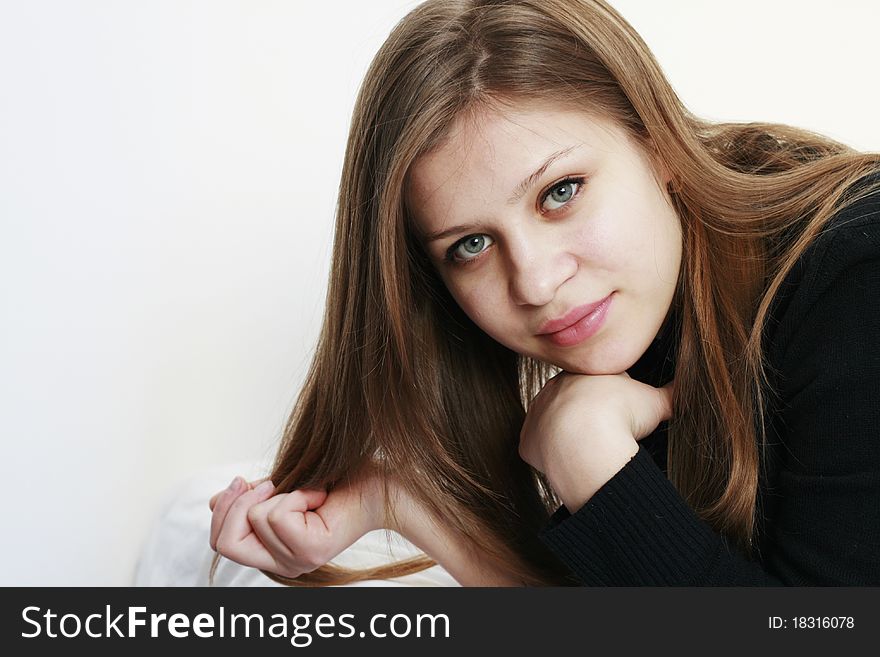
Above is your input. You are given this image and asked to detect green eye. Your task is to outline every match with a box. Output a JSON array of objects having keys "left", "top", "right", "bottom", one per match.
[
  {"left": 461, "top": 236, "right": 486, "bottom": 254},
  {"left": 551, "top": 184, "right": 574, "bottom": 202},
  {"left": 541, "top": 178, "right": 584, "bottom": 211},
  {"left": 446, "top": 234, "right": 494, "bottom": 264}
]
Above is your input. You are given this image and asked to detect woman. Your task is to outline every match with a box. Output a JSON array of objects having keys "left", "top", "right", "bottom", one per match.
[{"left": 208, "top": 0, "right": 880, "bottom": 586}]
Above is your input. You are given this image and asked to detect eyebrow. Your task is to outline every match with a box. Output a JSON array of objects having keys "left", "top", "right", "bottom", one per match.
[{"left": 422, "top": 146, "right": 579, "bottom": 244}]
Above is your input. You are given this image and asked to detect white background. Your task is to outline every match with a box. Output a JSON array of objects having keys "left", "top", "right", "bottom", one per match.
[{"left": 1, "top": 0, "right": 878, "bottom": 585}]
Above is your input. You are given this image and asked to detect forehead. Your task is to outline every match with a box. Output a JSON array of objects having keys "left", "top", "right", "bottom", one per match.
[
  {"left": 412, "top": 105, "right": 598, "bottom": 180},
  {"left": 407, "top": 103, "right": 630, "bottom": 227}
]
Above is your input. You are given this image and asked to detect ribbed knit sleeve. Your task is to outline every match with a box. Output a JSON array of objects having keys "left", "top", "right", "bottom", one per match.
[
  {"left": 539, "top": 446, "right": 720, "bottom": 585},
  {"left": 539, "top": 446, "right": 785, "bottom": 585},
  {"left": 538, "top": 188, "right": 880, "bottom": 586}
]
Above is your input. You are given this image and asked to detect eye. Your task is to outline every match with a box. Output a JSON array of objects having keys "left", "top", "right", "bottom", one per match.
[
  {"left": 540, "top": 178, "right": 584, "bottom": 212},
  {"left": 445, "top": 234, "right": 494, "bottom": 265}
]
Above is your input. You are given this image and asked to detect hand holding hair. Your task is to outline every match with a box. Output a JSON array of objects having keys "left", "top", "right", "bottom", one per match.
[
  {"left": 208, "top": 476, "right": 268, "bottom": 513},
  {"left": 518, "top": 372, "right": 674, "bottom": 514},
  {"left": 208, "top": 471, "right": 386, "bottom": 579}
]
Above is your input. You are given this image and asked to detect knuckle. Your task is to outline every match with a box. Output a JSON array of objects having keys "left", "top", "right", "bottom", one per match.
[
  {"left": 281, "top": 563, "right": 306, "bottom": 579},
  {"left": 289, "top": 490, "right": 309, "bottom": 506},
  {"left": 304, "top": 553, "right": 325, "bottom": 571},
  {"left": 297, "top": 537, "right": 329, "bottom": 570},
  {"left": 267, "top": 508, "right": 285, "bottom": 527}
]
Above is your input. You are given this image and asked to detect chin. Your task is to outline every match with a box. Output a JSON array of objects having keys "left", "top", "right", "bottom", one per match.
[
  {"left": 554, "top": 362, "right": 628, "bottom": 376},
  {"left": 550, "top": 344, "right": 642, "bottom": 376}
]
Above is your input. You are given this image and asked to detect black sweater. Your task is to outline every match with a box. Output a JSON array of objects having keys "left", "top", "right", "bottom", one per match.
[{"left": 538, "top": 182, "right": 880, "bottom": 585}]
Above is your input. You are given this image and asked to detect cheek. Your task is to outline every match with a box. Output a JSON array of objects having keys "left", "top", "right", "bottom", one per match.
[
  {"left": 657, "top": 223, "right": 683, "bottom": 282},
  {"left": 588, "top": 193, "right": 680, "bottom": 279},
  {"left": 643, "top": 197, "right": 683, "bottom": 282},
  {"left": 445, "top": 278, "right": 508, "bottom": 334},
  {"left": 571, "top": 206, "right": 627, "bottom": 270}
]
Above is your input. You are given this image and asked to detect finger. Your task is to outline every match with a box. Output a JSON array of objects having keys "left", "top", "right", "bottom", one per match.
[
  {"left": 633, "top": 382, "right": 674, "bottom": 441},
  {"left": 263, "top": 490, "right": 339, "bottom": 568},
  {"left": 270, "top": 488, "right": 370, "bottom": 561},
  {"left": 280, "top": 488, "right": 329, "bottom": 513},
  {"left": 217, "top": 530, "right": 279, "bottom": 572},
  {"left": 209, "top": 477, "right": 248, "bottom": 550},
  {"left": 210, "top": 475, "right": 270, "bottom": 513},
  {"left": 209, "top": 476, "right": 247, "bottom": 511},
  {"left": 215, "top": 480, "right": 277, "bottom": 553},
  {"left": 245, "top": 489, "right": 332, "bottom": 577},
  {"left": 629, "top": 380, "right": 675, "bottom": 441},
  {"left": 215, "top": 482, "right": 284, "bottom": 572},
  {"left": 209, "top": 484, "right": 231, "bottom": 512},
  {"left": 246, "top": 494, "right": 297, "bottom": 562},
  {"left": 657, "top": 381, "right": 675, "bottom": 422},
  {"left": 266, "top": 490, "right": 331, "bottom": 544}
]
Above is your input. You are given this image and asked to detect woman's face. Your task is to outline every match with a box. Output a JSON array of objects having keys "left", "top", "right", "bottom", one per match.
[{"left": 407, "top": 103, "right": 682, "bottom": 375}]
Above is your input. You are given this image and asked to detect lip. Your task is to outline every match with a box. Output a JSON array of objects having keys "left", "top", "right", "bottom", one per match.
[{"left": 536, "top": 293, "right": 614, "bottom": 347}]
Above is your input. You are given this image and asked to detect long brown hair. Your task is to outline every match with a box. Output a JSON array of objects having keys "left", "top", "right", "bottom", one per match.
[{"left": 215, "top": 0, "right": 880, "bottom": 586}]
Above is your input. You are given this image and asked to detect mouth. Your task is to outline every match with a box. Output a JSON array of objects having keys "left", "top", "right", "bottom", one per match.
[{"left": 536, "top": 293, "right": 614, "bottom": 348}]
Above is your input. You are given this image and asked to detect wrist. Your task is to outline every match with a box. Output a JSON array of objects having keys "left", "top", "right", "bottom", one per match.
[
  {"left": 383, "top": 477, "right": 416, "bottom": 535},
  {"left": 357, "top": 469, "right": 411, "bottom": 535},
  {"left": 549, "top": 434, "right": 639, "bottom": 513},
  {"left": 346, "top": 467, "right": 386, "bottom": 535}
]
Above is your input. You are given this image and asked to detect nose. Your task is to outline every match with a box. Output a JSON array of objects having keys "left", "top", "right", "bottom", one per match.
[{"left": 507, "top": 234, "right": 577, "bottom": 307}]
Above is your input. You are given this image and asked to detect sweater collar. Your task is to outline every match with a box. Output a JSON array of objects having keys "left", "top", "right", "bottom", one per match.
[{"left": 626, "top": 303, "right": 679, "bottom": 388}]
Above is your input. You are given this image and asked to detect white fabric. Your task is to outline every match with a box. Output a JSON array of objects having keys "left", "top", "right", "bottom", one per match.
[{"left": 133, "top": 464, "right": 459, "bottom": 587}]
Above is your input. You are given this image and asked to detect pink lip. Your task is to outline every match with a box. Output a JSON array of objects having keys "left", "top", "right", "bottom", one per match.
[{"left": 536, "top": 293, "right": 614, "bottom": 347}]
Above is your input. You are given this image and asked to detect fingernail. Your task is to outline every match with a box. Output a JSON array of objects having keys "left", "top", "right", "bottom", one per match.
[
  {"left": 255, "top": 480, "right": 274, "bottom": 494},
  {"left": 227, "top": 477, "right": 242, "bottom": 492}
]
